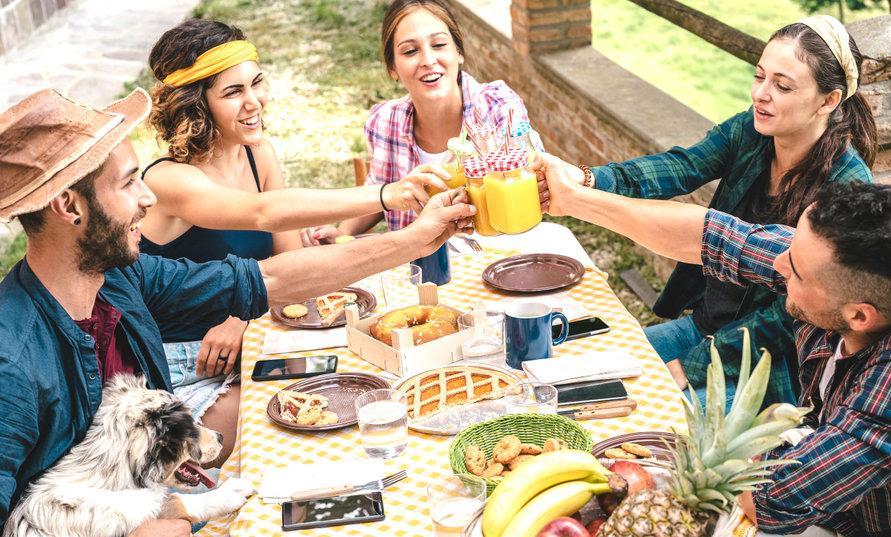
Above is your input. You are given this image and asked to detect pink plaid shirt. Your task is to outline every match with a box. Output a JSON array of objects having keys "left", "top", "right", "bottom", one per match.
[{"left": 364, "top": 71, "right": 544, "bottom": 230}]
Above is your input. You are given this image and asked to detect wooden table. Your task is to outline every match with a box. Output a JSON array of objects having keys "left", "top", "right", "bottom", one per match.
[{"left": 198, "top": 225, "right": 687, "bottom": 536}]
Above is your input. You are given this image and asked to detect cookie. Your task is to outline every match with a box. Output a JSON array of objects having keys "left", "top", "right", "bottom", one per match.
[
  {"left": 604, "top": 448, "right": 637, "bottom": 460},
  {"left": 464, "top": 445, "right": 488, "bottom": 476},
  {"left": 282, "top": 304, "right": 309, "bottom": 319},
  {"left": 508, "top": 454, "right": 536, "bottom": 470},
  {"left": 316, "top": 411, "right": 339, "bottom": 426},
  {"left": 520, "top": 443, "right": 543, "bottom": 455},
  {"left": 543, "top": 438, "right": 568, "bottom": 453},
  {"left": 481, "top": 461, "right": 504, "bottom": 478},
  {"left": 296, "top": 405, "right": 322, "bottom": 425},
  {"left": 493, "top": 435, "right": 522, "bottom": 463},
  {"left": 621, "top": 442, "right": 653, "bottom": 458}
]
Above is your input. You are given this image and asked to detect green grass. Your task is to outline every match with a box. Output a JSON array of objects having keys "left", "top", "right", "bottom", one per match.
[
  {"left": 592, "top": 0, "right": 887, "bottom": 122},
  {"left": 0, "top": 233, "right": 27, "bottom": 277}
]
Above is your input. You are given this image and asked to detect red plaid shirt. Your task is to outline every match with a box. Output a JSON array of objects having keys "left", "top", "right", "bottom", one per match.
[
  {"left": 364, "top": 71, "right": 543, "bottom": 230},
  {"left": 701, "top": 210, "right": 891, "bottom": 536}
]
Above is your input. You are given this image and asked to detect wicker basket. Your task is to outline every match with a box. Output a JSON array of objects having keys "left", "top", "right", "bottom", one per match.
[{"left": 449, "top": 414, "right": 594, "bottom": 495}]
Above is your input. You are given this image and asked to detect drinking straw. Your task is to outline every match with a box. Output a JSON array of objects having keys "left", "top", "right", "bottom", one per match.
[
  {"left": 463, "top": 120, "right": 487, "bottom": 159},
  {"left": 504, "top": 108, "right": 514, "bottom": 156}
]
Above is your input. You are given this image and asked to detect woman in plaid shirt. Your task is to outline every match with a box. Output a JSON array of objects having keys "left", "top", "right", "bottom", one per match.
[{"left": 323, "top": 0, "right": 543, "bottom": 241}]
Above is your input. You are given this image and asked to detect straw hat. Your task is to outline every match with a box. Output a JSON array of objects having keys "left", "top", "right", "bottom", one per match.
[{"left": 0, "top": 88, "right": 151, "bottom": 223}]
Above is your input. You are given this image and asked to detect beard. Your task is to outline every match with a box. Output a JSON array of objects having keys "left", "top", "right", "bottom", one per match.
[
  {"left": 76, "top": 199, "right": 142, "bottom": 274},
  {"left": 786, "top": 298, "right": 848, "bottom": 334}
]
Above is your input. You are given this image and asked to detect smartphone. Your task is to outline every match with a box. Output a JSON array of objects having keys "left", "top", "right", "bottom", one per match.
[
  {"left": 281, "top": 492, "right": 385, "bottom": 531},
  {"left": 552, "top": 317, "right": 610, "bottom": 342},
  {"left": 556, "top": 379, "right": 628, "bottom": 406},
  {"left": 251, "top": 355, "right": 338, "bottom": 382}
]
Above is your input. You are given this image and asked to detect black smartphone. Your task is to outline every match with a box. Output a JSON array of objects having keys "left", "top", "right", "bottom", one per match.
[
  {"left": 281, "top": 492, "right": 385, "bottom": 531},
  {"left": 556, "top": 379, "right": 628, "bottom": 406},
  {"left": 552, "top": 317, "right": 610, "bottom": 341},
  {"left": 251, "top": 355, "right": 338, "bottom": 382}
]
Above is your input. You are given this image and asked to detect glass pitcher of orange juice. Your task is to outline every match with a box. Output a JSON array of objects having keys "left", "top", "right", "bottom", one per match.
[
  {"left": 424, "top": 138, "right": 472, "bottom": 195},
  {"left": 483, "top": 147, "right": 541, "bottom": 234},
  {"left": 462, "top": 156, "right": 499, "bottom": 236}
]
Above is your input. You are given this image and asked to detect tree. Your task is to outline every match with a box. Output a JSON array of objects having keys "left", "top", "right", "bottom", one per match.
[{"left": 796, "top": 0, "right": 890, "bottom": 23}]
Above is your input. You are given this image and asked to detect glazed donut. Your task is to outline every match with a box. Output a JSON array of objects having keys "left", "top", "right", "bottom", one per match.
[{"left": 370, "top": 305, "right": 459, "bottom": 346}]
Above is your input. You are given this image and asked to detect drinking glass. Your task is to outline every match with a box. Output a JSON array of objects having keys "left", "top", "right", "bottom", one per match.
[
  {"left": 380, "top": 263, "right": 422, "bottom": 309},
  {"left": 457, "top": 312, "right": 506, "bottom": 368},
  {"left": 505, "top": 382, "right": 558, "bottom": 414},
  {"left": 427, "top": 475, "right": 486, "bottom": 537},
  {"left": 355, "top": 389, "right": 408, "bottom": 459}
]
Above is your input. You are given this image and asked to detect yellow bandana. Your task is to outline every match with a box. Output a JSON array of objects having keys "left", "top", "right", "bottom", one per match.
[{"left": 163, "top": 40, "right": 259, "bottom": 87}]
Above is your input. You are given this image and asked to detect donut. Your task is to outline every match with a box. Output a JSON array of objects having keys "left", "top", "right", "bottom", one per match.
[{"left": 370, "top": 305, "right": 459, "bottom": 346}]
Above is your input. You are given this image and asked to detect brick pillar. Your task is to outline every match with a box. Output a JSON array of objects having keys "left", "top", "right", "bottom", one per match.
[
  {"left": 511, "top": 0, "right": 592, "bottom": 56},
  {"left": 849, "top": 15, "right": 891, "bottom": 183}
]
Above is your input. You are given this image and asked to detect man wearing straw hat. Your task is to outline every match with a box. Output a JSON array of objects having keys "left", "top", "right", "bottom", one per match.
[{"left": 0, "top": 87, "right": 474, "bottom": 532}]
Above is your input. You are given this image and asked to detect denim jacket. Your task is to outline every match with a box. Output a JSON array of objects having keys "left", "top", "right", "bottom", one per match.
[
  {"left": 0, "top": 254, "right": 268, "bottom": 525},
  {"left": 593, "top": 108, "right": 872, "bottom": 406}
]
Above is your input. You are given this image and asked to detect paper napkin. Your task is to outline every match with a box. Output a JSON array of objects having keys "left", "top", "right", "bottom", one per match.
[
  {"left": 258, "top": 459, "right": 387, "bottom": 503},
  {"left": 261, "top": 328, "right": 347, "bottom": 355},
  {"left": 521, "top": 351, "right": 643, "bottom": 385}
]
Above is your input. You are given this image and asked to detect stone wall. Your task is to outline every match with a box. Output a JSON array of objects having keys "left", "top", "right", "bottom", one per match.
[
  {"left": 850, "top": 15, "right": 891, "bottom": 183},
  {"left": 0, "top": 0, "right": 69, "bottom": 55}
]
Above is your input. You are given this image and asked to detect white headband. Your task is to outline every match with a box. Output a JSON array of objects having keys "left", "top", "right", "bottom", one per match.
[{"left": 798, "top": 15, "right": 858, "bottom": 99}]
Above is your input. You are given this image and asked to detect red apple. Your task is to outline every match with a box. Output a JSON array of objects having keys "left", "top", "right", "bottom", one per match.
[
  {"left": 536, "top": 516, "right": 589, "bottom": 537},
  {"left": 610, "top": 461, "right": 654, "bottom": 494},
  {"left": 587, "top": 517, "right": 608, "bottom": 536}
]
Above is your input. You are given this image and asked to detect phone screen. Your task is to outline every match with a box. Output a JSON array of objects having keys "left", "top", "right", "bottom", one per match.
[
  {"left": 251, "top": 355, "right": 337, "bottom": 382},
  {"left": 282, "top": 492, "right": 385, "bottom": 530},
  {"left": 556, "top": 380, "right": 627, "bottom": 406},
  {"left": 552, "top": 317, "right": 610, "bottom": 341}
]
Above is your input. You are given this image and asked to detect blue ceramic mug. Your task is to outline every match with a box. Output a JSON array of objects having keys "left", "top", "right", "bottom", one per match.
[
  {"left": 503, "top": 302, "right": 569, "bottom": 369},
  {"left": 412, "top": 243, "right": 451, "bottom": 286}
]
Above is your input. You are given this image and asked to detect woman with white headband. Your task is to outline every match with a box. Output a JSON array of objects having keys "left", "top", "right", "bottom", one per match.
[
  {"left": 538, "top": 15, "right": 876, "bottom": 411},
  {"left": 138, "top": 19, "right": 444, "bottom": 463}
]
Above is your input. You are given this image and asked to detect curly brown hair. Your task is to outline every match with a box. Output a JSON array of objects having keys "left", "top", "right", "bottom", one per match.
[{"left": 148, "top": 19, "right": 246, "bottom": 163}]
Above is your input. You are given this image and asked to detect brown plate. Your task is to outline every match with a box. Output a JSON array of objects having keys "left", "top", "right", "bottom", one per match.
[
  {"left": 591, "top": 431, "right": 678, "bottom": 462},
  {"left": 266, "top": 372, "right": 390, "bottom": 431},
  {"left": 270, "top": 287, "right": 376, "bottom": 329},
  {"left": 482, "top": 253, "right": 585, "bottom": 293}
]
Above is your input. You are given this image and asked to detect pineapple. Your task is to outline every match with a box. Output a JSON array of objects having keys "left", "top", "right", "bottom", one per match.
[{"left": 599, "top": 329, "right": 810, "bottom": 537}]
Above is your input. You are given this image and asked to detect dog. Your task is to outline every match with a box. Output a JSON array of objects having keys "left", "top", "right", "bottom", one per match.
[{"left": 4, "top": 374, "right": 254, "bottom": 537}]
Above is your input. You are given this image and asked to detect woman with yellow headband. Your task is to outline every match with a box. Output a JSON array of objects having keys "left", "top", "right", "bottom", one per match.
[
  {"left": 139, "top": 19, "right": 435, "bottom": 460},
  {"left": 539, "top": 15, "right": 876, "bottom": 413}
]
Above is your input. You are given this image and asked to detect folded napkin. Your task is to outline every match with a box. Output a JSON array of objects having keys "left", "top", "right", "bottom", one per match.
[
  {"left": 258, "top": 459, "right": 386, "bottom": 503},
  {"left": 261, "top": 327, "right": 347, "bottom": 355},
  {"left": 522, "top": 351, "right": 642, "bottom": 385}
]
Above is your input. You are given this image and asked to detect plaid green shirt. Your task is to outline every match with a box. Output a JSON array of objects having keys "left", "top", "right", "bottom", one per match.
[{"left": 593, "top": 108, "right": 872, "bottom": 406}]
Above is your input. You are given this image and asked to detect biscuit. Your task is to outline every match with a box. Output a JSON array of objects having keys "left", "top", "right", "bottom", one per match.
[
  {"left": 543, "top": 438, "right": 568, "bottom": 453},
  {"left": 493, "top": 435, "right": 522, "bottom": 463},
  {"left": 316, "top": 411, "right": 339, "bottom": 425},
  {"left": 519, "top": 443, "right": 543, "bottom": 455},
  {"left": 481, "top": 461, "right": 504, "bottom": 478},
  {"left": 508, "top": 454, "right": 536, "bottom": 470},
  {"left": 296, "top": 405, "right": 322, "bottom": 425},
  {"left": 604, "top": 448, "right": 637, "bottom": 460},
  {"left": 282, "top": 304, "right": 309, "bottom": 319},
  {"left": 621, "top": 442, "right": 652, "bottom": 458},
  {"left": 464, "top": 445, "right": 488, "bottom": 476}
]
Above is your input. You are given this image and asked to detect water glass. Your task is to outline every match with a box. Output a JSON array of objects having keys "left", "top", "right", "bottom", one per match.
[
  {"left": 380, "top": 263, "right": 422, "bottom": 309},
  {"left": 457, "top": 313, "right": 506, "bottom": 368},
  {"left": 354, "top": 389, "right": 408, "bottom": 459},
  {"left": 505, "top": 382, "right": 558, "bottom": 414},
  {"left": 427, "top": 475, "right": 486, "bottom": 537}
]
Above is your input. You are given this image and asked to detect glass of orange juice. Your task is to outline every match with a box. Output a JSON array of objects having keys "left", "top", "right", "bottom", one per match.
[
  {"left": 462, "top": 156, "right": 499, "bottom": 236},
  {"left": 483, "top": 148, "right": 541, "bottom": 234},
  {"left": 424, "top": 138, "right": 473, "bottom": 196}
]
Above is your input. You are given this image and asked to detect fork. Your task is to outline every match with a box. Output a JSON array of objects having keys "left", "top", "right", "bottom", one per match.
[
  {"left": 288, "top": 470, "right": 408, "bottom": 501},
  {"left": 462, "top": 236, "right": 483, "bottom": 252}
]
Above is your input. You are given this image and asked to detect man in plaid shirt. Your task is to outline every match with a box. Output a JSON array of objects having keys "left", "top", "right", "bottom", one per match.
[{"left": 540, "top": 161, "right": 889, "bottom": 536}]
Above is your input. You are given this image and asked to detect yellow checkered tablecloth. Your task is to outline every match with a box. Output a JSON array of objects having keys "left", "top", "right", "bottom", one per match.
[{"left": 198, "top": 247, "right": 687, "bottom": 537}]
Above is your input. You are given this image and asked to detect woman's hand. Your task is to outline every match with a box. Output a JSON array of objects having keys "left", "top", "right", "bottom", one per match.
[
  {"left": 383, "top": 164, "right": 452, "bottom": 213},
  {"left": 196, "top": 316, "right": 248, "bottom": 377},
  {"left": 533, "top": 154, "right": 583, "bottom": 217},
  {"left": 301, "top": 225, "right": 340, "bottom": 246}
]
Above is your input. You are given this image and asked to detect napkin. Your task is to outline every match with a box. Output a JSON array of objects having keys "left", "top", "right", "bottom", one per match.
[
  {"left": 521, "top": 351, "right": 642, "bottom": 385},
  {"left": 258, "top": 459, "right": 387, "bottom": 503},
  {"left": 261, "top": 328, "right": 347, "bottom": 355}
]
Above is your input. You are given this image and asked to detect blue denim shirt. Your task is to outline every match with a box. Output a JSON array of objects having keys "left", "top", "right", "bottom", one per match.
[{"left": 0, "top": 253, "right": 268, "bottom": 525}]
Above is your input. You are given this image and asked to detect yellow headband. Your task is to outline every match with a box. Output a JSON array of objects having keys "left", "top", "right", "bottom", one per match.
[
  {"left": 798, "top": 15, "right": 858, "bottom": 99},
  {"left": 162, "top": 40, "right": 259, "bottom": 87}
]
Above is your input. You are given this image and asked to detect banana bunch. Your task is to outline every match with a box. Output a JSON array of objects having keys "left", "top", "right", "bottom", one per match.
[{"left": 481, "top": 450, "right": 612, "bottom": 537}]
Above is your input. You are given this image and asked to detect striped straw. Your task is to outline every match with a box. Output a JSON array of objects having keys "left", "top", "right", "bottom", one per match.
[
  {"left": 504, "top": 108, "right": 514, "bottom": 155},
  {"left": 463, "top": 120, "right": 487, "bottom": 159}
]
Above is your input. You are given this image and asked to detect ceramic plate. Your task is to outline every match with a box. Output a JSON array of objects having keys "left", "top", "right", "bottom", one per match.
[
  {"left": 482, "top": 254, "right": 585, "bottom": 293},
  {"left": 270, "top": 286, "right": 376, "bottom": 329}
]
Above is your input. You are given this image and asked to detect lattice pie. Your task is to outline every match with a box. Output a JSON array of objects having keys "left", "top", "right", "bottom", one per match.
[
  {"left": 396, "top": 366, "right": 517, "bottom": 419},
  {"left": 316, "top": 292, "right": 358, "bottom": 326}
]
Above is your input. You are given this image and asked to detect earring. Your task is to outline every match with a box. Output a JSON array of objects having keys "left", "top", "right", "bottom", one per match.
[{"left": 73, "top": 217, "right": 81, "bottom": 226}]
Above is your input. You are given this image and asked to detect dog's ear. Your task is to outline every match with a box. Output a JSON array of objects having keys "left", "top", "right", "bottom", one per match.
[
  {"left": 137, "top": 401, "right": 199, "bottom": 486},
  {"left": 106, "top": 373, "right": 148, "bottom": 395}
]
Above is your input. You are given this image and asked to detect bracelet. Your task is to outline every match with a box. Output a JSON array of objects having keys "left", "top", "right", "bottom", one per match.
[
  {"left": 379, "top": 183, "right": 390, "bottom": 211},
  {"left": 578, "top": 164, "right": 594, "bottom": 188}
]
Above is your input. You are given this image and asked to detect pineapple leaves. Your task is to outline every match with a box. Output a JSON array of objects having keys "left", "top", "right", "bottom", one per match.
[{"left": 730, "top": 327, "right": 753, "bottom": 415}]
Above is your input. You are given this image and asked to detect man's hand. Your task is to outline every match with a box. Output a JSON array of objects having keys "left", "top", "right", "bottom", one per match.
[
  {"left": 406, "top": 188, "right": 475, "bottom": 257},
  {"left": 127, "top": 518, "right": 190, "bottom": 537},
  {"left": 384, "top": 164, "right": 452, "bottom": 213},
  {"left": 196, "top": 316, "right": 247, "bottom": 377},
  {"left": 665, "top": 359, "right": 689, "bottom": 390},
  {"left": 533, "top": 154, "right": 585, "bottom": 217}
]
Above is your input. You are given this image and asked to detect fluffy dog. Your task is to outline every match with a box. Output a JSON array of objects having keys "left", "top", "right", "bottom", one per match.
[{"left": 4, "top": 374, "right": 253, "bottom": 537}]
